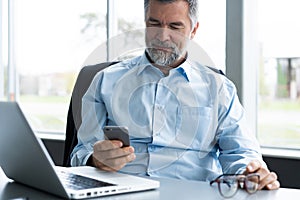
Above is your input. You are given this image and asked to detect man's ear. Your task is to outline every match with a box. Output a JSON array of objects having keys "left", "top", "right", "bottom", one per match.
[{"left": 190, "top": 22, "right": 199, "bottom": 40}]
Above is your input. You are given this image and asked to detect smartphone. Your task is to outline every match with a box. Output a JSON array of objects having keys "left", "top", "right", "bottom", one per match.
[{"left": 103, "top": 126, "right": 130, "bottom": 147}]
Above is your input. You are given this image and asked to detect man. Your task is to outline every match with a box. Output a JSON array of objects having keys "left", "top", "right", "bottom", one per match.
[{"left": 71, "top": 0, "right": 279, "bottom": 190}]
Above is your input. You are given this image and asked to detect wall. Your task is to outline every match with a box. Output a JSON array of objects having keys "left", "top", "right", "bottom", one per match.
[{"left": 263, "top": 156, "right": 300, "bottom": 189}]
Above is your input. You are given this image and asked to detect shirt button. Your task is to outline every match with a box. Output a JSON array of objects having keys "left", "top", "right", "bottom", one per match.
[{"left": 156, "top": 105, "right": 162, "bottom": 110}]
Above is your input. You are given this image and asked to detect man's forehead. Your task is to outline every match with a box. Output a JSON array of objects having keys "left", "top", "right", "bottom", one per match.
[{"left": 146, "top": 0, "right": 190, "bottom": 22}]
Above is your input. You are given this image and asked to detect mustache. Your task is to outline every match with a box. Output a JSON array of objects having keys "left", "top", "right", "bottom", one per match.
[{"left": 148, "top": 39, "right": 178, "bottom": 51}]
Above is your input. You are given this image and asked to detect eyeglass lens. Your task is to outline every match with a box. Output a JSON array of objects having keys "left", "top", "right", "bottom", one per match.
[
  {"left": 218, "top": 175, "right": 239, "bottom": 198},
  {"left": 218, "top": 174, "right": 259, "bottom": 198},
  {"left": 245, "top": 174, "right": 259, "bottom": 193}
]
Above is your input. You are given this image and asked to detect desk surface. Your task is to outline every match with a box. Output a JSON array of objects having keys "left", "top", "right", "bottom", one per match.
[{"left": 1, "top": 167, "right": 299, "bottom": 200}]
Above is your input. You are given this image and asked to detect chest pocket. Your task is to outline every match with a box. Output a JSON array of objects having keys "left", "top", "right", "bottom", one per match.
[{"left": 175, "top": 106, "right": 213, "bottom": 148}]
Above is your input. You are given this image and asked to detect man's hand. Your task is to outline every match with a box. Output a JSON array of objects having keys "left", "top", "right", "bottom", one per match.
[
  {"left": 90, "top": 140, "right": 136, "bottom": 172},
  {"left": 245, "top": 160, "right": 280, "bottom": 190}
]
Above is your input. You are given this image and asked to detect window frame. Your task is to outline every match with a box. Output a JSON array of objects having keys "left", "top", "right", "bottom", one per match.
[{"left": 226, "top": 0, "right": 258, "bottom": 137}]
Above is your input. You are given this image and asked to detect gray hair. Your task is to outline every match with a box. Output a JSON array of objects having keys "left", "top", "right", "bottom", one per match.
[{"left": 144, "top": 0, "right": 199, "bottom": 28}]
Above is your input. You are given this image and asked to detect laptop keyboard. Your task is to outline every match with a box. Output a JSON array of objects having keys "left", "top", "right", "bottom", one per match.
[{"left": 57, "top": 170, "right": 116, "bottom": 190}]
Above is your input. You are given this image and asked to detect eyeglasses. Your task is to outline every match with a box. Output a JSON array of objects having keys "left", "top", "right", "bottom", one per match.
[{"left": 210, "top": 173, "right": 260, "bottom": 198}]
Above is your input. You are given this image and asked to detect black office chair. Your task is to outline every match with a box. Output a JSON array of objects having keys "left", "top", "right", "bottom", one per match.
[{"left": 63, "top": 61, "right": 119, "bottom": 167}]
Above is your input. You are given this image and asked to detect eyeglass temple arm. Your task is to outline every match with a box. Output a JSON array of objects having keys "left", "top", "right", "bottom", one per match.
[
  {"left": 209, "top": 174, "right": 224, "bottom": 186},
  {"left": 209, "top": 180, "right": 215, "bottom": 186}
]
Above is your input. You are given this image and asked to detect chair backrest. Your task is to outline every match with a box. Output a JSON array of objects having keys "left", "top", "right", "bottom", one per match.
[{"left": 63, "top": 61, "right": 119, "bottom": 167}]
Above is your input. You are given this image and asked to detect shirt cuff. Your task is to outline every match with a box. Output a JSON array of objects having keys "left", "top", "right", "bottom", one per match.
[{"left": 83, "top": 152, "right": 94, "bottom": 166}]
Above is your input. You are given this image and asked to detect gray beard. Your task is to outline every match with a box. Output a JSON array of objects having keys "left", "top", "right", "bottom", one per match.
[{"left": 146, "top": 48, "right": 180, "bottom": 66}]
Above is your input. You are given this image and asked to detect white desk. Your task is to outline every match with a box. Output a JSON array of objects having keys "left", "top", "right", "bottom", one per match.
[{"left": 1, "top": 167, "right": 299, "bottom": 200}]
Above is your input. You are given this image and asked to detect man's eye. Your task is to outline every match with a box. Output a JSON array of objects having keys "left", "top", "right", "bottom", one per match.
[
  {"left": 149, "top": 22, "right": 160, "bottom": 27},
  {"left": 169, "top": 24, "right": 183, "bottom": 30}
]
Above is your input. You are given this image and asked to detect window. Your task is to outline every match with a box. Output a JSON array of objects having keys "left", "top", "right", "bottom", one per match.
[
  {"left": 1, "top": 0, "right": 225, "bottom": 137},
  {"left": 257, "top": 0, "right": 300, "bottom": 149},
  {"left": 110, "top": 0, "right": 145, "bottom": 61},
  {"left": 2, "top": 0, "right": 106, "bottom": 135},
  {"left": 194, "top": 0, "right": 226, "bottom": 70}
]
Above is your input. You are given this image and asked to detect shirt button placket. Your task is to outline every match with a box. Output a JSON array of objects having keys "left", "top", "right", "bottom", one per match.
[{"left": 154, "top": 80, "right": 167, "bottom": 140}]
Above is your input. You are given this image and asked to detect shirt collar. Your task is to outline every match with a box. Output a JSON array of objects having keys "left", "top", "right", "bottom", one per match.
[
  {"left": 136, "top": 52, "right": 153, "bottom": 76},
  {"left": 135, "top": 51, "right": 192, "bottom": 82},
  {"left": 175, "top": 59, "right": 192, "bottom": 82}
]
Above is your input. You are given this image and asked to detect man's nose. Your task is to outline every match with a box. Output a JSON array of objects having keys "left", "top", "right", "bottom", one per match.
[{"left": 156, "top": 27, "right": 171, "bottom": 42}]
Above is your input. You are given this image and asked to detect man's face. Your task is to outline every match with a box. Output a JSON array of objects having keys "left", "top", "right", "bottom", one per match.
[{"left": 145, "top": 0, "right": 198, "bottom": 67}]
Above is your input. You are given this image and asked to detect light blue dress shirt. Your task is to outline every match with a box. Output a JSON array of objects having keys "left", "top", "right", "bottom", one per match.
[{"left": 71, "top": 52, "right": 262, "bottom": 181}]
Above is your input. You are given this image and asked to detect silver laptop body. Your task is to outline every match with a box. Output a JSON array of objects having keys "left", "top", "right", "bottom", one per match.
[{"left": 0, "top": 101, "right": 159, "bottom": 199}]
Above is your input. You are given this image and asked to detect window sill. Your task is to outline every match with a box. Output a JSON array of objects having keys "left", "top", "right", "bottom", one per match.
[{"left": 261, "top": 147, "right": 300, "bottom": 160}]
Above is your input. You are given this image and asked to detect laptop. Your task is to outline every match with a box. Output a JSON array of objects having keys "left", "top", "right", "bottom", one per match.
[{"left": 0, "top": 101, "right": 159, "bottom": 199}]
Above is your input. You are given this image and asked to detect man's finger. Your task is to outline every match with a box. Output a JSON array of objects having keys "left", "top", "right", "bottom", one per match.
[
  {"left": 95, "top": 147, "right": 134, "bottom": 161},
  {"left": 246, "top": 160, "right": 262, "bottom": 173},
  {"left": 265, "top": 180, "right": 280, "bottom": 190},
  {"left": 258, "top": 172, "right": 278, "bottom": 190},
  {"left": 99, "top": 153, "right": 136, "bottom": 170},
  {"left": 94, "top": 140, "right": 123, "bottom": 151}
]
